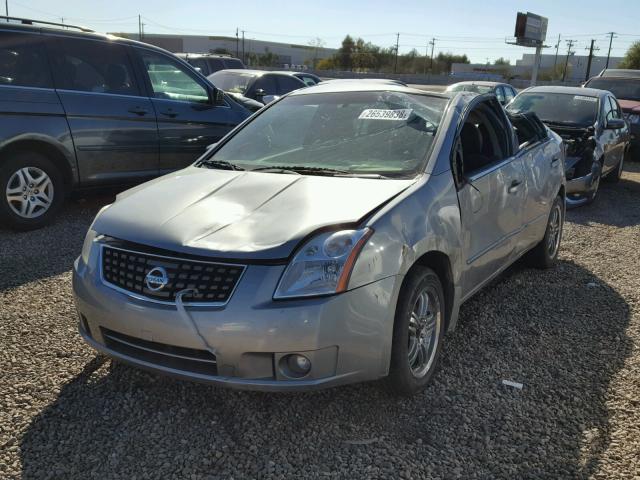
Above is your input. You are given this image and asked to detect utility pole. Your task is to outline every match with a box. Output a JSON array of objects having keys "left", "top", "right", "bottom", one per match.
[
  {"left": 429, "top": 37, "right": 436, "bottom": 70},
  {"left": 393, "top": 33, "right": 400, "bottom": 73},
  {"left": 553, "top": 34, "right": 561, "bottom": 69},
  {"left": 562, "top": 39, "right": 575, "bottom": 82},
  {"left": 5, "top": 0, "right": 8, "bottom": 17},
  {"left": 138, "top": 15, "right": 143, "bottom": 41},
  {"left": 423, "top": 41, "right": 428, "bottom": 75},
  {"left": 585, "top": 39, "right": 599, "bottom": 81},
  {"left": 241, "top": 30, "right": 245, "bottom": 64},
  {"left": 235, "top": 28, "right": 239, "bottom": 58},
  {"left": 605, "top": 32, "right": 617, "bottom": 69}
]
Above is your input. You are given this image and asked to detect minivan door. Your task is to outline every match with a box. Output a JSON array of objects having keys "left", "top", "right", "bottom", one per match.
[
  {"left": 134, "top": 49, "right": 240, "bottom": 173},
  {"left": 48, "top": 36, "right": 159, "bottom": 185}
]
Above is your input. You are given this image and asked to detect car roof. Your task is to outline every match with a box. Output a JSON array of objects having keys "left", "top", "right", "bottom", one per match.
[
  {"left": 599, "top": 69, "right": 640, "bottom": 79},
  {"left": 448, "top": 81, "right": 508, "bottom": 87},
  {"left": 176, "top": 53, "right": 238, "bottom": 59},
  {"left": 289, "top": 81, "right": 451, "bottom": 98},
  {"left": 523, "top": 85, "right": 608, "bottom": 97}
]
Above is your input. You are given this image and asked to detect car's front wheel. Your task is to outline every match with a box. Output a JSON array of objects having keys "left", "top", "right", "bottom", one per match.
[
  {"left": 388, "top": 266, "right": 445, "bottom": 396},
  {"left": 0, "top": 152, "right": 64, "bottom": 230}
]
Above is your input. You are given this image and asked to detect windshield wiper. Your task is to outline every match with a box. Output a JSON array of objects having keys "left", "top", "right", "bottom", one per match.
[
  {"left": 199, "top": 159, "right": 245, "bottom": 171},
  {"left": 251, "top": 165, "right": 351, "bottom": 176}
]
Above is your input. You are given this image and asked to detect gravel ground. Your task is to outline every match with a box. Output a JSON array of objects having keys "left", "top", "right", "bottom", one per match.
[{"left": 1, "top": 165, "right": 639, "bottom": 479}]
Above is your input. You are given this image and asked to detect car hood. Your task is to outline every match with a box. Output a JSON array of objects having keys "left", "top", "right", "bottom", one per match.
[
  {"left": 618, "top": 99, "right": 640, "bottom": 113},
  {"left": 94, "top": 167, "right": 417, "bottom": 260}
]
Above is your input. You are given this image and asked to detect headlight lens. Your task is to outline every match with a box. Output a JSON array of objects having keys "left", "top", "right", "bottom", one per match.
[
  {"left": 274, "top": 227, "right": 373, "bottom": 299},
  {"left": 81, "top": 229, "right": 98, "bottom": 265}
]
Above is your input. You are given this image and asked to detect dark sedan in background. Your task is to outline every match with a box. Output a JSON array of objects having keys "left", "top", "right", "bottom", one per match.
[
  {"left": 584, "top": 70, "right": 640, "bottom": 160},
  {"left": 208, "top": 69, "right": 307, "bottom": 111},
  {"left": 508, "top": 86, "right": 629, "bottom": 207}
]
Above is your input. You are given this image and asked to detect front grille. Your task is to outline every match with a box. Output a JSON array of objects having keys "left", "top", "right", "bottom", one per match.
[
  {"left": 101, "top": 245, "right": 245, "bottom": 305},
  {"left": 102, "top": 328, "right": 218, "bottom": 376}
]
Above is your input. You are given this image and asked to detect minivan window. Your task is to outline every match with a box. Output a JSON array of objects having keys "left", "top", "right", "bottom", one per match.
[
  {"left": 140, "top": 51, "right": 209, "bottom": 103},
  {"left": 0, "top": 32, "right": 52, "bottom": 88},
  {"left": 49, "top": 38, "right": 139, "bottom": 96},
  {"left": 209, "top": 71, "right": 254, "bottom": 94},
  {"left": 508, "top": 92, "right": 598, "bottom": 126},
  {"left": 224, "top": 58, "right": 244, "bottom": 69},
  {"left": 206, "top": 91, "right": 447, "bottom": 177}
]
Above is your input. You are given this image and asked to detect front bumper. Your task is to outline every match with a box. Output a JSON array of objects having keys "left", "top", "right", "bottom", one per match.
[
  {"left": 72, "top": 248, "right": 401, "bottom": 391},
  {"left": 565, "top": 155, "right": 601, "bottom": 207}
]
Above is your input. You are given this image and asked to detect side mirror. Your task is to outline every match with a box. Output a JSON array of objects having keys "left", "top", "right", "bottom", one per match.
[
  {"left": 605, "top": 118, "right": 625, "bottom": 130},
  {"left": 213, "top": 88, "right": 225, "bottom": 106}
]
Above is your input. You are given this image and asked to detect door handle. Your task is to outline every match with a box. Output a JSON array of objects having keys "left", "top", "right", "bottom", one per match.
[
  {"left": 159, "top": 109, "right": 178, "bottom": 118},
  {"left": 508, "top": 179, "right": 523, "bottom": 194},
  {"left": 127, "top": 106, "right": 148, "bottom": 116}
]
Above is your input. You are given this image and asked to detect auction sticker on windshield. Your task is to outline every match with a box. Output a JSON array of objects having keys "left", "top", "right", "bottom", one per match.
[
  {"left": 574, "top": 95, "right": 598, "bottom": 102},
  {"left": 358, "top": 108, "right": 413, "bottom": 120}
]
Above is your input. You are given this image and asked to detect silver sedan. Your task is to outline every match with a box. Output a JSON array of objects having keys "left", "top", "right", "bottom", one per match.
[{"left": 73, "top": 83, "right": 565, "bottom": 395}]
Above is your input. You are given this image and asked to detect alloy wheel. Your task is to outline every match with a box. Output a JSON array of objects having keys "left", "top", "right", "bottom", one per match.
[
  {"left": 5, "top": 166, "right": 54, "bottom": 219},
  {"left": 546, "top": 203, "right": 562, "bottom": 258},
  {"left": 407, "top": 286, "right": 441, "bottom": 378}
]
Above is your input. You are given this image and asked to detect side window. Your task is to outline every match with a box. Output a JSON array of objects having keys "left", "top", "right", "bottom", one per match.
[
  {"left": 609, "top": 97, "right": 622, "bottom": 119},
  {"left": 50, "top": 38, "right": 139, "bottom": 96},
  {"left": 139, "top": 50, "right": 209, "bottom": 103},
  {"left": 459, "top": 103, "right": 509, "bottom": 175},
  {"left": 504, "top": 86, "right": 515, "bottom": 103},
  {"left": 603, "top": 96, "right": 614, "bottom": 122},
  {"left": 495, "top": 86, "right": 506, "bottom": 104},
  {"left": 299, "top": 75, "right": 317, "bottom": 87},
  {"left": 189, "top": 58, "right": 209, "bottom": 76},
  {"left": 276, "top": 76, "right": 304, "bottom": 95},
  {"left": 208, "top": 58, "right": 226, "bottom": 73},
  {"left": 254, "top": 75, "right": 277, "bottom": 95},
  {"left": 0, "top": 32, "right": 52, "bottom": 88}
]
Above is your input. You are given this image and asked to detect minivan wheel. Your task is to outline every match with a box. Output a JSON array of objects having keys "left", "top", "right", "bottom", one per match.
[
  {"left": 526, "top": 195, "right": 564, "bottom": 269},
  {"left": 388, "top": 266, "right": 445, "bottom": 396},
  {"left": 0, "top": 152, "right": 64, "bottom": 230}
]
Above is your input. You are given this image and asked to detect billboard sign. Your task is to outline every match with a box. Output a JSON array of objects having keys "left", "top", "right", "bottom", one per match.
[{"left": 514, "top": 12, "right": 548, "bottom": 45}]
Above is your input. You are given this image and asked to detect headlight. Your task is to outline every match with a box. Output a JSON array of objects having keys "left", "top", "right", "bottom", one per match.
[
  {"left": 81, "top": 229, "right": 98, "bottom": 265},
  {"left": 274, "top": 227, "right": 373, "bottom": 299}
]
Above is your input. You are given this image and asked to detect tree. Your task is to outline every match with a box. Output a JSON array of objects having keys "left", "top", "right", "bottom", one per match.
[
  {"left": 494, "top": 57, "right": 510, "bottom": 66},
  {"left": 338, "top": 35, "right": 355, "bottom": 70},
  {"left": 619, "top": 41, "right": 640, "bottom": 69},
  {"left": 307, "top": 37, "right": 326, "bottom": 69}
]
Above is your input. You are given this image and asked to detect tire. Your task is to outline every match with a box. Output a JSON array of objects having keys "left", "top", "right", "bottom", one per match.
[
  {"left": 526, "top": 195, "right": 564, "bottom": 269},
  {"left": 0, "top": 152, "right": 65, "bottom": 231},
  {"left": 604, "top": 149, "right": 625, "bottom": 184},
  {"left": 584, "top": 162, "right": 602, "bottom": 205},
  {"left": 388, "top": 266, "right": 445, "bottom": 396}
]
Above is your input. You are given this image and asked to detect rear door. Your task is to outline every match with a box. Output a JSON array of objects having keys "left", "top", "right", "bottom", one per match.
[
  {"left": 606, "top": 96, "right": 626, "bottom": 171},
  {"left": 133, "top": 48, "right": 241, "bottom": 173},
  {"left": 48, "top": 36, "right": 158, "bottom": 185},
  {"left": 455, "top": 98, "right": 527, "bottom": 297}
]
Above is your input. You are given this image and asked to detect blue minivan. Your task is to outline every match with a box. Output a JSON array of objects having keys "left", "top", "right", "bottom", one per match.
[{"left": 0, "top": 17, "right": 250, "bottom": 230}]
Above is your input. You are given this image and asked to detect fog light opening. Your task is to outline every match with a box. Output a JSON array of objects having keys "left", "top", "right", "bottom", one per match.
[{"left": 280, "top": 354, "right": 311, "bottom": 378}]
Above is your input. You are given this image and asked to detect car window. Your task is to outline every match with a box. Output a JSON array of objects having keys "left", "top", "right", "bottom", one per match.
[
  {"left": 609, "top": 96, "right": 622, "bottom": 119},
  {"left": 49, "top": 37, "right": 139, "bottom": 96},
  {"left": 208, "top": 91, "right": 447, "bottom": 177},
  {"left": 603, "top": 96, "right": 615, "bottom": 122},
  {"left": 508, "top": 92, "right": 598, "bottom": 127},
  {"left": 585, "top": 77, "right": 640, "bottom": 101},
  {"left": 276, "top": 75, "right": 304, "bottom": 95},
  {"left": 139, "top": 50, "right": 208, "bottom": 103},
  {"left": 255, "top": 75, "right": 277, "bottom": 95},
  {"left": 207, "top": 58, "right": 226, "bottom": 73},
  {"left": 495, "top": 86, "right": 505, "bottom": 103},
  {"left": 223, "top": 58, "right": 244, "bottom": 69},
  {"left": 460, "top": 101, "right": 509, "bottom": 174},
  {"left": 299, "top": 75, "right": 317, "bottom": 87},
  {"left": 209, "top": 71, "right": 254, "bottom": 94},
  {"left": 188, "top": 58, "right": 209, "bottom": 76},
  {"left": 504, "top": 86, "right": 515, "bottom": 103},
  {"left": 0, "top": 32, "right": 52, "bottom": 88}
]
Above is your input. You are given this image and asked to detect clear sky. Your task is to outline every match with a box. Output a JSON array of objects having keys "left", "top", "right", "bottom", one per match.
[{"left": 7, "top": 0, "right": 640, "bottom": 63}]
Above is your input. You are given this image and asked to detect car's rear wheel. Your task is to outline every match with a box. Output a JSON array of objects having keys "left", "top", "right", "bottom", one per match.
[
  {"left": 527, "top": 195, "right": 564, "bottom": 269},
  {"left": 388, "top": 266, "right": 445, "bottom": 396},
  {"left": 0, "top": 152, "right": 64, "bottom": 230}
]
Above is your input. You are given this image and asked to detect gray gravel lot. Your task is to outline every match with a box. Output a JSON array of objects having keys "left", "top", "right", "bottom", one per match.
[{"left": 1, "top": 165, "right": 639, "bottom": 479}]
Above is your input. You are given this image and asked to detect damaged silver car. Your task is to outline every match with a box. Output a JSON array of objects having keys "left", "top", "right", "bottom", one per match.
[
  {"left": 508, "top": 86, "right": 629, "bottom": 207},
  {"left": 73, "top": 83, "right": 565, "bottom": 395}
]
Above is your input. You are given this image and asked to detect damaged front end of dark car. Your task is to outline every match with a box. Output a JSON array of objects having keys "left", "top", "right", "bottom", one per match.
[{"left": 550, "top": 124, "right": 602, "bottom": 207}]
